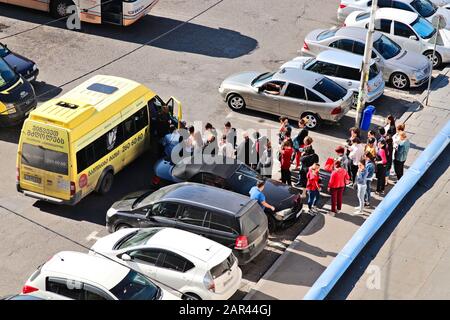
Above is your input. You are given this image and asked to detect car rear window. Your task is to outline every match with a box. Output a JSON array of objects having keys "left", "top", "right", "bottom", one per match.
[
  {"left": 239, "top": 204, "right": 265, "bottom": 236},
  {"left": 21, "top": 143, "right": 69, "bottom": 175},
  {"left": 110, "top": 270, "right": 159, "bottom": 300},
  {"left": 312, "top": 77, "right": 347, "bottom": 102},
  {"left": 210, "top": 253, "right": 236, "bottom": 279}
]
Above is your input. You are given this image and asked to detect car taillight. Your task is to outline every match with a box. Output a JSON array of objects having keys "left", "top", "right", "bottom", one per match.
[
  {"left": 151, "top": 175, "right": 161, "bottom": 185},
  {"left": 339, "top": 4, "right": 347, "bottom": 9},
  {"left": 235, "top": 235, "right": 249, "bottom": 250},
  {"left": 203, "top": 272, "right": 215, "bottom": 293},
  {"left": 331, "top": 107, "right": 342, "bottom": 115},
  {"left": 16, "top": 167, "right": 19, "bottom": 183},
  {"left": 343, "top": 23, "right": 346, "bottom": 27},
  {"left": 22, "top": 285, "right": 38, "bottom": 294},
  {"left": 70, "top": 181, "right": 76, "bottom": 197},
  {"left": 303, "top": 41, "right": 309, "bottom": 51}
]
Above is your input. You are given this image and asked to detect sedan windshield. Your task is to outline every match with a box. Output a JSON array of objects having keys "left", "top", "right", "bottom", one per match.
[
  {"left": 115, "top": 228, "right": 163, "bottom": 250},
  {"left": 110, "top": 270, "right": 159, "bottom": 300},
  {"left": 411, "top": 0, "right": 436, "bottom": 18},
  {"left": 312, "top": 77, "right": 347, "bottom": 102},
  {"left": 251, "top": 72, "right": 275, "bottom": 86},
  {"left": 373, "top": 35, "right": 402, "bottom": 60},
  {"left": 0, "top": 44, "right": 9, "bottom": 58},
  {"left": 411, "top": 17, "right": 436, "bottom": 39},
  {"left": 0, "top": 58, "right": 18, "bottom": 90},
  {"left": 134, "top": 185, "right": 178, "bottom": 209}
]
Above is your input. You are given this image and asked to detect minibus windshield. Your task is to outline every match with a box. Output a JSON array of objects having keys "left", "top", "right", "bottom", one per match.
[{"left": 0, "top": 58, "right": 18, "bottom": 91}]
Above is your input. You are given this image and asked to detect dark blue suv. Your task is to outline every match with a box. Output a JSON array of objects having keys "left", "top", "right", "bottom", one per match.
[{"left": 0, "top": 43, "right": 39, "bottom": 82}]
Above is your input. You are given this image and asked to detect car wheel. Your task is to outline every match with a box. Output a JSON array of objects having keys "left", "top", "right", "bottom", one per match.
[
  {"left": 267, "top": 215, "right": 278, "bottom": 233},
  {"left": 390, "top": 72, "right": 410, "bottom": 90},
  {"left": 182, "top": 293, "right": 202, "bottom": 300},
  {"left": 98, "top": 171, "right": 114, "bottom": 195},
  {"left": 424, "top": 50, "right": 442, "bottom": 68},
  {"left": 50, "top": 0, "right": 73, "bottom": 18},
  {"left": 301, "top": 112, "right": 320, "bottom": 130},
  {"left": 115, "top": 224, "right": 131, "bottom": 232},
  {"left": 227, "top": 94, "right": 246, "bottom": 111}
]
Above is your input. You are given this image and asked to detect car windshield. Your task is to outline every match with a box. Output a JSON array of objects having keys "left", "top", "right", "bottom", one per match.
[
  {"left": 317, "top": 28, "right": 339, "bottom": 41},
  {"left": 0, "top": 58, "right": 18, "bottom": 90},
  {"left": 115, "top": 228, "right": 163, "bottom": 250},
  {"left": 373, "top": 35, "right": 402, "bottom": 59},
  {"left": 134, "top": 186, "right": 177, "bottom": 209},
  {"left": 0, "top": 44, "right": 9, "bottom": 58},
  {"left": 411, "top": 0, "right": 436, "bottom": 18},
  {"left": 411, "top": 17, "right": 436, "bottom": 39},
  {"left": 251, "top": 72, "right": 275, "bottom": 86},
  {"left": 312, "top": 77, "right": 347, "bottom": 102},
  {"left": 228, "top": 165, "right": 261, "bottom": 194},
  {"left": 110, "top": 270, "right": 159, "bottom": 300}
]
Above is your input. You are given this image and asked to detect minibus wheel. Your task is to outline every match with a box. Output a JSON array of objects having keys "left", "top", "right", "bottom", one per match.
[
  {"left": 50, "top": 0, "right": 73, "bottom": 18},
  {"left": 98, "top": 171, "right": 114, "bottom": 195}
]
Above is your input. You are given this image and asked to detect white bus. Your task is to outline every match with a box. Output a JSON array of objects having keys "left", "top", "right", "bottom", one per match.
[{"left": 1, "top": 0, "right": 159, "bottom": 26}]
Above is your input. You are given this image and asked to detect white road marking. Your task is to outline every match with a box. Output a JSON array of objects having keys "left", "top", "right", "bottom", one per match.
[{"left": 86, "top": 231, "right": 101, "bottom": 242}]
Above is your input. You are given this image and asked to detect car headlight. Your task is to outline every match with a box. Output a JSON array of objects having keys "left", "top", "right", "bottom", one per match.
[
  {"left": 275, "top": 208, "right": 292, "bottom": 221},
  {"left": 106, "top": 207, "right": 118, "bottom": 218},
  {"left": 414, "top": 70, "right": 426, "bottom": 79},
  {"left": 5, "top": 103, "right": 16, "bottom": 114},
  {"left": 32, "top": 64, "right": 37, "bottom": 71}
]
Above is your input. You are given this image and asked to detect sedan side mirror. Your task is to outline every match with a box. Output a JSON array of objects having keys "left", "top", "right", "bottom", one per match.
[
  {"left": 409, "top": 35, "right": 418, "bottom": 41},
  {"left": 257, "top": 86, "right": 264, "bottom": 93},
  {"left": 121, "top": 254, "right": 132, "bottom": 261}
]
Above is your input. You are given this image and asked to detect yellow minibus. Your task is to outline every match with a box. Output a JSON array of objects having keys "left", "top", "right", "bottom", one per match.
[{"left": 16, "top": 75, "right": 181, "bottom": 205}]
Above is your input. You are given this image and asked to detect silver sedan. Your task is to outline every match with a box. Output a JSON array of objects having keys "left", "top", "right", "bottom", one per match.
[
  {"left": 302, "top": 26, "right": 432, "bottom": 90},
  {"left": 219, "top": 68, "right": 353, "bottom": 129}
]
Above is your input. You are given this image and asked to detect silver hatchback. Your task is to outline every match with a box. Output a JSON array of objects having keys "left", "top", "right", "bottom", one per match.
[
  {"left": 219, "top": 68, "right": 353, "bottom": 129},
  {"left": 301, "top": 27, "right": 432, "bottom": 90}
]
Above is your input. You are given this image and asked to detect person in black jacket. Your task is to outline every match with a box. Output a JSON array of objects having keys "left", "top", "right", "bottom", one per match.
[
  {"left": 293, "top": 118, "right": 309, "bottom": 169},
  {"left": 236, "top": 131, "right": 256, "bottom": 167},
  {"left": 295, "top": 146, "right": 319, "bottom": 188}
]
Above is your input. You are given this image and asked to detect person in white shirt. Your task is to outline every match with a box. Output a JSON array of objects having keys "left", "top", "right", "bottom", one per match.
[
  {"left": 348, "top": 137, "right": 365, "bottom": 184},
  {"left": 218, "top": 134, "right": 235, "bottom": 159}
]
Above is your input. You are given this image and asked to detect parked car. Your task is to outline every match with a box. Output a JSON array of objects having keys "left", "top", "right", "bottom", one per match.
[
  {"left": 281, "top": 50, "right": 385, "bottom": 105},
  {"left": 301, "top": 26, "right": 432, "bottom": 89},
  {"left": 338, "top": 0, "right": 450, "bottom": 29},
  {"left": 345, "top": 8, "right": 450, "bottom": 67},
  {"left": 22, "top": 251, "right": 179, "bottom": 300},
  {"left": 1, "top": 291, "right": 71, "bottom": 300},
  {"left": 153, "top": 156, "right": 303, "bottom": 231},
  {"left": 90, "top": 227, "right": 242, "bottom": 300},
  {"left": 0, "top": 43, "right": 39, "bottom": 82},
  {"left": 219, "top": 68, "right": 353, "bottom": 129},
  {"left": 106, "top": 183, "right": 269, "bottom": 265}
]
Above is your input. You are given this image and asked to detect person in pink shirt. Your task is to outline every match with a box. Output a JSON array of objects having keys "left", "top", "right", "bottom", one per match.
[
  {"left": 306, "top": 163, "right": 321, "bottom": 215},
  {"left": 327, "top": 160, "right": 350, "bottom": 214},
  {"left": 375, "top": 140, "right": 388, "bottom": 195}
]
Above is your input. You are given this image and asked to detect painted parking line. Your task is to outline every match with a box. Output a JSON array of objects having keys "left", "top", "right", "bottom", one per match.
[{"left": 86, "top": 231, "right": 101, "bottom": 242}]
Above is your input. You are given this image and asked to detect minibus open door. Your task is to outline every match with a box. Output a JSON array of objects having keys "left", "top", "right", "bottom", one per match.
[{"left": 166, "top": 97, "right": 182, "bottom": 128}]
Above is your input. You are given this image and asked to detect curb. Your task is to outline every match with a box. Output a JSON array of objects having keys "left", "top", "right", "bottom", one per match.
[
  {"left": 399, "top": 67, "right": 450, "bottom": 124},
  {"left": 243, "top": 212, "right": 321, "bottom": 300}
]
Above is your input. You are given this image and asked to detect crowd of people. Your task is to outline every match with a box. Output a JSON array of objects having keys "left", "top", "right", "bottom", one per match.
[{"left": 157, "top": 113, "right": 411, "bottom": 217}]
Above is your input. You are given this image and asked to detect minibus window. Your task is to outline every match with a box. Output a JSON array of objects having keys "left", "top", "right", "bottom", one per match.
[{"left": 22, "top": 143, "right": 68, "bottom": 175}]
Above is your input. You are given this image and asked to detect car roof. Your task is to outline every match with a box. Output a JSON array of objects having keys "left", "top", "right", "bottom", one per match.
[
  {"left": 272, "top": 68, "right": 324, "bottom": 88},
  {"left": 172, "top": 156, "right": 241, "bottom": 180},
  {"left": 147, "top": 228, "right": 229, "bottom": 262},
  {"left": 42, "top": 251, "right": 129, "bottom": 290},
  {"left": 316, "top": 50, "right": 372, "bottom": 68},
  {"left": 374, "top": 8, "right": 419, "bottom": 24},
  {"left": 158, "top": 182, "right": 252, "bottom": 215},
  {"left": 335, "top": 26, "right": 382, "bottom": 42}
]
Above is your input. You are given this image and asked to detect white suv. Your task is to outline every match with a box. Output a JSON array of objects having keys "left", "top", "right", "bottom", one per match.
[
  {"left": 22, "top": 251, "right": 180, "bottom": 300},
  {"left": 90, "top": 227, "right": 242, "bottom": 300},
  {"left": 345, "top": 7, "right": 450, "bottom": 67}
]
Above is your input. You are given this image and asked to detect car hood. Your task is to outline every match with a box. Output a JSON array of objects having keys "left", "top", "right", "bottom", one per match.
[
  {"left": 0, "top": 77, "right": 35, "bottom": 103},
  {"left": 3, "top": 52, "right": 34, "bottom": 75},
  {"left": 389, "top": 49, "right": 430, "bottom": 72},
  {"left": 221, "top": 71, "right": 261, "bottom": 87},
  {"left": 263, "top": 179, "right": 301, "bottom": 210},
  {"left": 111, "top": 190, "right": 154, "bottom": 212}
]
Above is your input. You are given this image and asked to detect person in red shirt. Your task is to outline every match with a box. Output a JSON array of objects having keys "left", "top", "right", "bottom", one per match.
[
  {"left": 306, "top": 163, "right": 321, "bottom": 214},
  {"left": 328, "top": 160, "right": 350, "bottom": 214},
  {"left": 280, "top": 140, "right": 294, "bottom": 185}
]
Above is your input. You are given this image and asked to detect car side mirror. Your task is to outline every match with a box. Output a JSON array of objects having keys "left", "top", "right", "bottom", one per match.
[
  {"left": 409, "top": 35, "right": 418, "bottom": 41},
  {"left": 374, "top": 56, "right": 381, "bottom": 63},
  {"left": 121, "top": 254, "right": 132, "bottom": 261},
  {"left": 257, "top": 86, "right": 264, "bottom": 93}
]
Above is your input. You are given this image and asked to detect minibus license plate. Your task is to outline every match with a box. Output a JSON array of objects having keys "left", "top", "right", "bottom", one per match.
[{"left": 24, "top": 174, "right": 41, "bottom": 184}]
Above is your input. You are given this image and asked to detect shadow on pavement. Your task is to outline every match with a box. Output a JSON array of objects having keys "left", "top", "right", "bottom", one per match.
[
  {"left": 0, "top": 4, "right": 259, "bottom": 59},
  {"left": 32, "top": 81, "right": 63, "bottom": 102},
  {"left": 326, "top": 145, "right": 450, "bottom": 300}
]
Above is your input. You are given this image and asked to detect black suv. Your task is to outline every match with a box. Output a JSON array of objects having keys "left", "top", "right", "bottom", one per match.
[{"left": 106, "top": 182, "right": 269, "bottom": 265}]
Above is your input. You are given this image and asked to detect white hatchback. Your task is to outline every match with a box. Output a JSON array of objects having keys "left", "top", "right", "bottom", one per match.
[
  {"left": 22, "top": 251, "right": 180, "bottom": 300},
  {"left": 345, "top": 7, "right": 450, "bottom": 67},
  {"left": 90, "top": 227, "right": 242, "bottom": 300}
]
